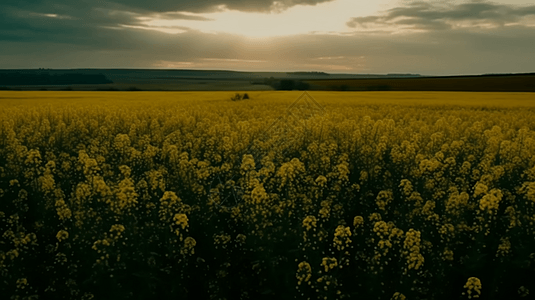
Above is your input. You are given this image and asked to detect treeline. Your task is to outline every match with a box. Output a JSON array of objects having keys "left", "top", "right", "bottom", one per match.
[
  {"left": 252, "top": 77, "right": 310, "bottom": 90},
  {"left": 286, "top": 71, "right": 329, "bottom": 76},
  {"left": 307, "top": 74, "right": 535, "bottom": 92},
  {"left": 0, "top": 72, "right": 113, "bottom": 86}
]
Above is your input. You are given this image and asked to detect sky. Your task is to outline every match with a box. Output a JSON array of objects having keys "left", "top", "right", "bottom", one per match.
[{"left": 1, "top": 0, "right": 535, "bottom": 75}]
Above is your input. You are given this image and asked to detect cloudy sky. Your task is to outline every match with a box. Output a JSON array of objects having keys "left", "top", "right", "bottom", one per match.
[{"left": 1, "top": 0, "right": 534, "bottom": 75}]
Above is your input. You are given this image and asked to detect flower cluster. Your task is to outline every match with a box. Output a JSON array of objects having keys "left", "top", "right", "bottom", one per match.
[
  {"left": 332, "top": 225, "right": 352, "bottom": 251},
  {"left": 403, "top": 229, "right": 424, "bottom": 272},
  {"left": 320, "top": 257, "right": 338, "bottom": 273},
  {"left": 463, "top": 277, "right": 482, "bottom": 299},
  {"left": 479, "top": 188, "right": 503, "bottom": 213},
  {"left": 296, "top": 261, "right": 312, "bottom": 285},
  {"left": 56, "top": 230, "right": 69, "bottom": 242}
]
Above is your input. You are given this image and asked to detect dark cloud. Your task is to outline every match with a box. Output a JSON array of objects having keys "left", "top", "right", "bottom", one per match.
[
  {"left": 2, "top": 0, "right": 334, "bottom": 14},
  {"left": 347, "top": 1, "right": 535, "bottom": 31},
  {"left": 0, "top": 1, "right": 208, "bottom": 49},
  {"left": 0, "top": 0, "right": 333, "bottom": 45},
  {"left": 150, "top": 12, "right": 213, "bottom": 21},
  {"left": 106, "top": 0, "right": 334, "bottom": 13}
]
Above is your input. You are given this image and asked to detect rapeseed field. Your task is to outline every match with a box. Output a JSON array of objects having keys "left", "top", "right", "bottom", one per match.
[{"left": 1, "top": 91, "right": 535, "bottom": 300}]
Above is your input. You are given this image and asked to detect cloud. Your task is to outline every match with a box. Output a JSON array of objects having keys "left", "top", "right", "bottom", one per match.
[
  {"left": 105, "top": 0, "right": 335, "bottom": 13},
  {"left": 2, "top": 0, "right": 334, "bottom": 15},
  {"left": 149, "top": 12, "right": 214, "bottom": 21},
  {"left": 0, "top": 0, "right": 334, "bottom": 45},
  {"left": 1, "top": 0, "right": 535, "bottom": 75},
  {"left": 203, "top": 58, "right": 267, "bottom": 63},
  {"left": 347, "top": 1, "right": 535, "bottom": 32},
  {"left": 2, "top": 23, "right": 535, "bottom": 74}
]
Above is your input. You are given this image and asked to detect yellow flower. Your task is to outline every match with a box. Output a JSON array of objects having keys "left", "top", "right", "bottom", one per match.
[
  {"left": 56, "top": 230, "right": 69, "bottom": 242},
  {"left": 16, "top": 278, "right": 28, "bottom": 289},
  {"left": 496, "top": 237, "right": 511, "bottom": 257},
  {"left": 479, "top": 189, "right": 503, "bottom": 212},
  {"left": 181, "top": 237, "right": 196, "bottom": 255},
  {"left": 110, "top": 224, "right": 125, "bottom": 234},
  {"left": 235, "top": 234, "right": 247, "bottom": 245},
  {"left": 473, "top": 182, "right": 488, "bottom": 198},
  {"left": 240, "top": 154, "right": 256, "bottom": 174},
  {"left": 376, "top": 190, "right": 393, "bottom": 211},
  {"left": 369, "top": 213, "right": 382, "bottom": 222},
  {"left": 173, "top": 213, "right": 189, "bottom": 230},
  {"left": 463, "top": 277, "right": 482, "bottom": 299},
  {"left": 315, "top": 175, "right": 328, "bottom": 187},
  {"left": 442, "top": 248, "right": 454, "bottom": 261},
  {"left": 302, "top": 215, "right": 317, "bottom": 231},
  {"left": 296, "top": 261, "right": 312, "bottom": 285},
  {"left": 333, "top": 225, "right": 352, "bottom": 251},
  {"left": 403, "top": 229, "right": 424, "bottom": 271},
  {"left": 391, "top": 292, "right": 406, "bottom": 300},
  {"left": 214, "top": 233, "right": 232, "bottom": 248},
  {"left": 353, "top": 216, "right": 364, "bottom": 227},
  {"left": 373, "top": 221, "right": 389, "bottom": 238},
  {"left": 518, "top": 286, "right": 529, "bottom": 297},
  {"left": 55, "top": 199, "right": 72, "bottom": 221},
  {"left": 321, "top": 257, "right": 338, "bottom": 272},
  {"left": 318, "top": 200, "right": 331, "bottom": 219},
  {"left": 114, "top": 177, "right": 139, "bottom": 213},
  {"left": 399, "top": 179, "right": 413, "bottom": 196}
]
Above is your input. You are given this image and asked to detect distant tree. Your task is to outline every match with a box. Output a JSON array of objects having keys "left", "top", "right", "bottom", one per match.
[
  {"left": 274, "top": 80, "right": 309, "bottom": 91},
  {"left": 366, "top": 85, "right": 391, "bottom": 91},
  {"left": 295, "top": 81, "right": 310, "bottom": 90},
  {"left": 231, "top": 93, "right": 242, "bottom": 101},
  {"left": 279, "top": 80, "right": 295, "bottom": 90},
  {"left": 95, "top": 87, "right": 119, "bottom": 91},
  {"left": 330, "top": 85, "right": 349, "bottom": 91},
  {"left": 0, "top": 73, "right": 113, "bottom": 85}
]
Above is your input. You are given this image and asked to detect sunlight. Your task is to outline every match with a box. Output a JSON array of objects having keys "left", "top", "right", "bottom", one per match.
[{"left": 137, "top": 0, "right": 391, "bottom": 38}]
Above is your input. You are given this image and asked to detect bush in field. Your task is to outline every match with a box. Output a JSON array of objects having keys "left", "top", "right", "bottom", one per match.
[{"left": 231, "top": 93, "right": 249, "bottom": 101}]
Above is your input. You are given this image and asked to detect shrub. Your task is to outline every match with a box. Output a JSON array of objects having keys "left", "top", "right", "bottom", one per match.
[
  {"left": 231, "top": 93, "right": 250, "bottom": 101},
  {"left": 231, "top": 93, "right": 242, "bottom": 101}
]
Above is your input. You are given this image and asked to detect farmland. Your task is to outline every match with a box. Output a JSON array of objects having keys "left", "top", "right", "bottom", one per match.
[
  {"left": 1, "top": 91, "right": 535, "bottom": 300},
  {"left": 305, "top": 74, "right": 535, "bottom": 92}
]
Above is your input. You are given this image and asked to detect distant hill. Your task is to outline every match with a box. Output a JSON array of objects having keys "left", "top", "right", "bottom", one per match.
[
  {"left": 0, "top": 69, "right": 532, "bottom": 91},
  {"left": 0, "top": 71, "right": 112, "bottom": 86},
  {"left": 287, "top": 71, "right": 330, "bottom": 76},
  {"left": 386, "top": 73, "right": 421, "bottom": 78}
]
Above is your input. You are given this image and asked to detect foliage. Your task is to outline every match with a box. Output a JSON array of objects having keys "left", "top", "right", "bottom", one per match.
[
  {"left": 276, "top": 80, "right": 310, "bottom": 91},
  {"left": 231, "top": 93, "right": 250, "bottom": 101}
]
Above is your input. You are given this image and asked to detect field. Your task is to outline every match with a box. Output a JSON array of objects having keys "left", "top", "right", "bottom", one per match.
[{"left": 1, "top": 91, "right": 535, "bottom": 300}]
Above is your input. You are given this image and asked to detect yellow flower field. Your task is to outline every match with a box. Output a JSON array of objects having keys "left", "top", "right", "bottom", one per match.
[{"left": 1, "top": 91, "right": 535, "bottom": 300}]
